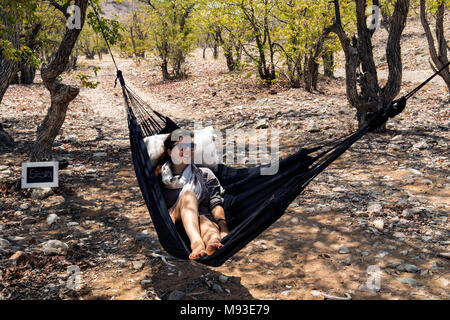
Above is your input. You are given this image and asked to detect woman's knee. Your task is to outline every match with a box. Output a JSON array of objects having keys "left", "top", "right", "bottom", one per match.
[{"left": 180, "top": 190, "right": 197, "bottom": 205}]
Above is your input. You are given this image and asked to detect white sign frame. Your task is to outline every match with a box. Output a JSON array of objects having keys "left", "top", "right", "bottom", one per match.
[{"left": 21, "top": 161, "right": 59, "bottom": 189}]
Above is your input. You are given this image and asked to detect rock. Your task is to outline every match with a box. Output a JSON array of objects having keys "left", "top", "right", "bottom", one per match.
[
  {"left": 32, "top": 188, "right": 54, "bottom": 200},
  {"left": 396, "top": 277, "right": 421, "bottom": 286},
  {"left": 340, "top": 257, "right": 352, "bottom": 265},
  {"left": 407, "top": 168, "right": 423, "bottom": 176},
  {"left": 403, "top": 264, "right": 420, "bottom": 273},
  {"left": 412, "top": 141, "right": 430, "bottom": 150},
  {"left": 218, "top": 275, "right": 228, "bottom": 284},
  {"left": 281, "top": 290, "right": 291, "bottom": 297},
  {"left": 168, "top": 290, "right": 186, "bottom": 300},
  {"left": 437, "top": 252, "right": 450, "bottom": 259},
  {"left": 21, "top": 217, "right": 36, "bottom": 226},
  {"left": 0, "top": 238, "right": 11, "bottom": 250},
  {"left": 421, "top": 236, "right": 433, "bottom": 243},
  {"left": 367, "top": 203, "right": 382, "bottom": 214},
  {"left": 212, "top": 283, "right": 224, "bottom": 293},
  {"left": 93, "top": 152, "right": 107, "bottom": 158},
  {"left": 135, "top": 232, "right": 151, "bottom": 242},
  {"left": 393, "top": 232, "right": 406, "bottom": 240},
  {"left": 42, "top": 240, "right": 68, "bottom": 256},
  {"left": 67, "top": 222, "right": 79, "bottom": 227},
  {"left": 358, "top": 284, "right": 380, "bottom": 293},
  {"left": 9, "top": 251, "right": 31, "bottom": 266},
  {"left": 397, "top": 264, "right": 420, "bottom": 273},
  {"left": 371, "top": 219, "right": 384, "bottom": 231},
  {"left": 140, "top": 279, "right": 152, "bottom": 289},
  {"left": 132, "top": 260, "right": 145, "bottom": 270},
  {"left": 339, "top": 247, "right": 350, "bottom": 254},
  {"left": 46, "top": 213, "right": 59, "bottom": 226},
  {"left": 307, "top": 122, "right": 320, "bottom": 133},
  {"left": 255, "top": 119, "right": 269, "bottom": 129},
  {"left": 375, "top": 251, "right": 389, "bottom": 258},
  {"left": 19, "top": 203, "right": 30, "bottom": 210},
  {"left": 7, "top": 236, "right": 26, "bottom": 244}
]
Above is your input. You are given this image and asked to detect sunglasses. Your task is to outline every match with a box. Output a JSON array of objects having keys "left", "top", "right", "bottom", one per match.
[{"left": 173, "top": 142, "right": 195, "bottom": 150}]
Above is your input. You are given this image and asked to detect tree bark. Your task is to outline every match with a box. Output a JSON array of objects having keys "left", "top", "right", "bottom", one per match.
[
  {"left": 323, "top": 51, "right": 334, "bottom": 77},
  {"left": 30, "top": 0, "right": 88, "bottom": 161},
  {"left": 420, "top": 0, "right": 450, "bottom": 91},
  {"left": 330, "top": 0, "right": 409, "bottom": 131}
]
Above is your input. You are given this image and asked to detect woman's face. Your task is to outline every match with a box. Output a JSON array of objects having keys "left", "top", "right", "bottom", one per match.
[{"left": 168, "top": 136, "right": 195, "bottom": 165}]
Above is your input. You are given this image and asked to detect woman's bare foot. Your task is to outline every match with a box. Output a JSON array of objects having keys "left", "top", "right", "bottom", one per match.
[
  {"left": 189, "top": 240, "right": 207, "bottom": 260},
  {"left": 205, "top": 241, "right": 224, "bottom": 256}
]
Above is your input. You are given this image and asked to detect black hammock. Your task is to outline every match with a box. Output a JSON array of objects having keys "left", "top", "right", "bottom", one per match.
[
  {"left": 117, "top": 71, "right": 410, "bottom": 267},
  {"left": 88, "top": 0, "right": 449, "bottom": 267}
]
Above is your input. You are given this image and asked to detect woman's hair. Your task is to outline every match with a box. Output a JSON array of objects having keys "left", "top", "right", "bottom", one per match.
[{"left": 154, "top": 129, "right": 194, "bottom": 176}]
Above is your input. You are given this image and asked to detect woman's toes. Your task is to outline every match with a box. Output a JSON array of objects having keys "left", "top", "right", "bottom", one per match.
[
  {"left": 189, "top": 249, "right": 207, "bottom": 260},
  {"left": 206, "top": 242, "right": 223, "bottom": 256}
]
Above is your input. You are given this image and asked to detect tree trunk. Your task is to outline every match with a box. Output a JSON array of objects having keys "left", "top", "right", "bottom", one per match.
[
  {"left": 20, "top": 64, "right": 36, "bottom": 84},
  {"left": 0, "top": 123, "right": 14, "bottom": 148},
  {"left": 323, "top": 51, "right": 334, "bottom": 77},
  {"left": 420, "top": 0, "right": 450, "bottom": 91},
  {"left": 30, "top": 0, "right": 88, "bottom": 161},
  {"left": 330, "top": 0, "right": 409, "bottom": 131}
]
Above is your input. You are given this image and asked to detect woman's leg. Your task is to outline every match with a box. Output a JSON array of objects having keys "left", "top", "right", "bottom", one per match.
[
  {"left": 199, "top": 216, "right": 223, "bottom": 256},
  {"left": 171, "top": 191, "right": 207, "bottom": 260}
]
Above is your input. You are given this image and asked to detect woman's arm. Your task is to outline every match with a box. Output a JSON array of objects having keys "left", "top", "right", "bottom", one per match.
[{"left": 211, "top": 205, "right": 229, "bottom": 239}]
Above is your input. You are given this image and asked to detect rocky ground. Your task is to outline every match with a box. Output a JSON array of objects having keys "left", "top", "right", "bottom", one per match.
[{"left": 0, "top": 15, "right": 449, "bottom": 300}]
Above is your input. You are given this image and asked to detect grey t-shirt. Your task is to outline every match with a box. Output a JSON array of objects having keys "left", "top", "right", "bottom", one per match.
[{"left": 162, "top": 167, "right": 224, "bottom": 221}]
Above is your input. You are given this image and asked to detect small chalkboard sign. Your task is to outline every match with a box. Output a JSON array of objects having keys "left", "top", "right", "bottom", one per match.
[{"left": 21, "top": 161, "right": 59, "bottom": 189}]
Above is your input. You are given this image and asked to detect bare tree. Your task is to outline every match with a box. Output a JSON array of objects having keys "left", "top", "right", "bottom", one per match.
[
  {"left": 329, "top": 0, "right": 409, "bottom": 130},
  {"left": 420, "top": 0, "right": 450, "bottom": 91},
  {"left": 30, "top": 0, "right": 88, "bottom": 161},
  {"left": 0, "top": 10, "right": 41, "bottom": 147}
]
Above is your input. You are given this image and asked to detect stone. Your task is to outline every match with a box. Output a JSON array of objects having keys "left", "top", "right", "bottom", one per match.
[
  {"left": 358, "top": 284, "right": 380, "bottom": 293},
  {"left": 135, "top": 232, "right": 151, "bottom": 242},
  {"left": 367, "top": 203, "right": 382, "bottom": 213},
  {"left": 93, "top": 152, "right": 107, "bottom": 158},
  {"left": 0, "top": 238, "right": 11, "bottom": 249},
  {"left": 218, "top": 275, "right": 228, "bottom": 284},
  {"left": 21, "top": 217, "right": 36, "bottom": 226},
  {"left": 168, "top": 290, "right": 186, "bottom": 300},
  {"left": 339, "top": 247, "right": 350, "bottom": 254},
  {"left": 413, "top": 141, "right": 430, "bottom": 150},
  {"left": 46, "top": 213, "right": 59, "bottom": 226},
  {"left": 395, "top": 277, "right": 421, "bottom": 286},
  {"left": 407, "top": 168, "right": 423, "bottom": 176},
  {"left": 9, "top": 251, "right": 31, "bottom": 266},
  {"left": 281, "top": 290, "right": 291, "bottom": 297},
  {"left": 393, "top": 232, "right": 406, "bottom": 239},
  {"left": 32, "top": 188, "right": 54, "bottom": 200},
  {"left": 255, "top": 119, "right": 269, "bottom": 129},
  {"left": 372, "top": 219, "right": 384, "bottom": 231},
  {"left": 132, "top": 260, "right": 145, "bottom": 270},
  {"left": 42, "top": 240, "right": 68, "bottom": 256},
  {"left": 307, "top": 122, "right": 320, "bottom": 133},
  {"left": 19, "top": 203, "right": 30, "bottom": 210},
  {"left": 437, "top": 252, "right": 450, "bottom": 259},
  {"left": 140, "top": 279, "right": 152, "bottom": 289},
  {"left": 212, "top": 283, "right": 224, "bottom": 293}
]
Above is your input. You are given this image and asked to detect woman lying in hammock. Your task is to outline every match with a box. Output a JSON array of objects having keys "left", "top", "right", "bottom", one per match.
[{"left": 155, "top": 130, "right": 229, "bottom": 260}]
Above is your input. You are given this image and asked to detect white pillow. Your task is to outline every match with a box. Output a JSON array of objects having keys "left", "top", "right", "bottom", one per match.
[
  {"left": 142, "top": 126, "right": 220, "bottom": 170},
  {"left": 143, "top": 133, "right": 169, "bottom": 168}
]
